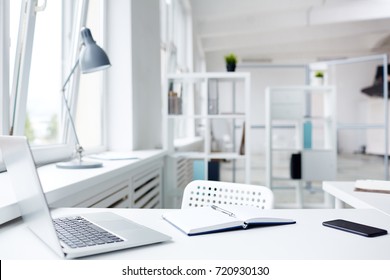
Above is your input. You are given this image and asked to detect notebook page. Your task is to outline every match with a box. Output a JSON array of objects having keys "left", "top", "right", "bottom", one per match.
[{"left": 162, "top": 207, "right": 242, "bottom": 235}]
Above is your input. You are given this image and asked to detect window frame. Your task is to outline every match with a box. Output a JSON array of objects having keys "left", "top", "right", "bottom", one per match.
[{"left": 0, "top": 0, "right": 10, "bottom": 136}]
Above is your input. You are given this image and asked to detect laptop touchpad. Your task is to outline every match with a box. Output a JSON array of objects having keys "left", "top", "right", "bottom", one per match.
[
  {"left": 99, "top": 219, "right": 143, "bottom": 232},
  {"left": 83, "top": 212, "right": 144, "bottom": 232}
]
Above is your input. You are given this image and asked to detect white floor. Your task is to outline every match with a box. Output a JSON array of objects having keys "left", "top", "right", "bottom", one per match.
[{"left": 219, "top": 153, "right": 388, "bottom": 208}]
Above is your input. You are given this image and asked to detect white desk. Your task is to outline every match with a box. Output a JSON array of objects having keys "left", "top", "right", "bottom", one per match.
[
  {"left": 323, "top": 181, "right": 390, "bottom": 215},
  {"left": 1, "top": 208, "right": 390, "bottom": 260}
]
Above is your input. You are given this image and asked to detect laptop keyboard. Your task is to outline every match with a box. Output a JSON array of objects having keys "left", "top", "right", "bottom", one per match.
[{"left": 53, "top": 216, "right": 124, "bottom": 249}]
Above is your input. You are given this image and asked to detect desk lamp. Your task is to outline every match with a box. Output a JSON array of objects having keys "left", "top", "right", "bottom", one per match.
[{"left": 56, "top": 27, "right": 111, "bottom": 169}]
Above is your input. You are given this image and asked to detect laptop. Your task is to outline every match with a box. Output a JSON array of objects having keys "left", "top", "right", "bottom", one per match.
[{"left": 0, "top": 136, "right": 171, "bottom": 259}]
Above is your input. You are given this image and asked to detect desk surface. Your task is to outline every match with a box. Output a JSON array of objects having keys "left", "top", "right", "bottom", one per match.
[
  {"left": 323, "top": 181, "right": 390, "bottom": 215},
  {"left": 1, "top": 208, "right": 390, "bottom": 260}
]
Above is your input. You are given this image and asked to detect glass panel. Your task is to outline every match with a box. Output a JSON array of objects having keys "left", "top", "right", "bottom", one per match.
[
  {"left": 220, "top": 158, "right": 246, "bottom": 184},
  {"left": 210, "top": 118, "right": 244, "bottom": 154},
  {"left": 9, "top": 1, "right": 22, "bottom": 98},
  {"left": 208, "top": 79, "right": 246, "bottom": 115},
  {"left": 25, "top": 1, "right": 62, "bottom": 145},
  {"left": 338, "top": 129, "right": 386, "bottom": 180},
  {"left": 170, "top": 118, "right": 204, "bottom": 153},
  {"left": 76, "top": 0, "right": 104, "bottom": 149}
]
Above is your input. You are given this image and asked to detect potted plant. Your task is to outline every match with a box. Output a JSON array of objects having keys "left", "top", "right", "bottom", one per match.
[
  {"left": 313, "top": 70, "right": 324, "bottom": 85},
  {"left": 224, "top": 53, "right": 237, "bottom": 72},
  {"left": 315, "top": 71, "right": 324, "bottom": 79}
]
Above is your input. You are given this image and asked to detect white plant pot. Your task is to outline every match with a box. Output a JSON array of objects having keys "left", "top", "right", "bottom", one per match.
[{"left": 312, "top": 77, "right": 324, "bottom": 86}]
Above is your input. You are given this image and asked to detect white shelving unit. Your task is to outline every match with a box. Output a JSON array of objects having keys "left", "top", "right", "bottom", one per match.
[
  {"left": 265, "top": 85, "right": 337, "bottom": 207},
  {"left": 163, "top": 72, "right": 251, "bottom": 207}
]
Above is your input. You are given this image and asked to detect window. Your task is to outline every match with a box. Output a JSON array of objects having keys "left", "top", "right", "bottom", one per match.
[
  {"left": 25, "top": 1, "right": 62, "bottom": 145},
  {"left": 0, "top": 1, "right": 21, "bottom": 136},
  {"left": 0, "top": 1, "right": 10, "bottom": 136},
  {"left": 1, "top": 0, "right": 107, "bottom": 166}
]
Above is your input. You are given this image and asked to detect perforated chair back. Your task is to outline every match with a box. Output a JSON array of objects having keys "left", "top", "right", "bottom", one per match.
[{"left": 181, "top": 180, "right": 274, "bottom": 209}]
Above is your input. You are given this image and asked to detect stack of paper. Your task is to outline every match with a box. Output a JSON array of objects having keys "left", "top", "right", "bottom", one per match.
[
  {"left": 355, "top": 180, "right": 390, "bottom": 194},
  {"left": 88, "top": 152, "right": 139, "bottom": 161}
]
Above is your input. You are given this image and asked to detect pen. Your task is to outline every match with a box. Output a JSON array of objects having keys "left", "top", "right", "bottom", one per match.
[{"left": 211, "top": 205, "right": 236, "bottom": 218}]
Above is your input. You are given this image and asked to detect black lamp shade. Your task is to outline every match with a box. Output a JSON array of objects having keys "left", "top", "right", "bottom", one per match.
[{"left": 361, "top": 65, "right": 390, "bottom": 98}]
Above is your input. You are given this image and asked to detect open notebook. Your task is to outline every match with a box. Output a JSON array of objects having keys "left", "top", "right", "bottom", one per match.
[{"left": 162, "top": 205, "right": 296, "bottom": 236}]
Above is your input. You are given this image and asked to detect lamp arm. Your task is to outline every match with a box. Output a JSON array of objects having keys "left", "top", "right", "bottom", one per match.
[
  {"left": 62, "top": 58, "right": 80, "bottom": 91},
  {"left": 61, "top": 58, "right": 83, "bottom": 162}
]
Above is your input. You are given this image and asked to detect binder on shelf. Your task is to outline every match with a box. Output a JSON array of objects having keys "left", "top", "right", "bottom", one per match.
[
  {"left": 168, "top": 81, "right": 182, "bottom": 115},
  {"left": 303, "top": 121, "right": 312, "bottom": 149},
  {"left": 290, "top": 153, "right": 301, "bottom": 179}
]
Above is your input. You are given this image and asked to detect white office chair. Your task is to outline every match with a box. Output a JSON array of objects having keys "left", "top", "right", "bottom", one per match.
[{"left": 181, "top": 180, "right": 274, "bottom": 209}]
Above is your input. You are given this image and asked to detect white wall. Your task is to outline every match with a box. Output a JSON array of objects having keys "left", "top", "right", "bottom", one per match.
[
  {"left": 131, "top": 0, "right": 162, "bottom": 150},
  {"left": 106, "top": 0, "right": 162, "bottom": 151},
  {"left": 106, "top": 0, "right": 133, "bottom": 151}
]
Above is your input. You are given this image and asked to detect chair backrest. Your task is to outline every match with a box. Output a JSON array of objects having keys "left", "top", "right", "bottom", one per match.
[{"left": 181, "top": 180, "right": 274, "bottom": 209}]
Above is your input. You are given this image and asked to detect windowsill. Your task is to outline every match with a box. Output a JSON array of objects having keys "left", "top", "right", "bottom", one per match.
[{"left": 0, "top": 149, "right": 166, "bottom": 225}]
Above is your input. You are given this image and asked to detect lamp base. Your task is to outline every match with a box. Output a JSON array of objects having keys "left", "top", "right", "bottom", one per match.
[{"left": 56, "top": 159, "right": 103, "bottom": 169}]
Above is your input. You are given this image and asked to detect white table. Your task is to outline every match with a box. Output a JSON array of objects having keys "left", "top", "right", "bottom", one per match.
[
  {"left": 1, "top": 208, "right": 390, "bottom": 260},
  {"left": 323, "top": 181, "right": 390, "bottom": 215}
]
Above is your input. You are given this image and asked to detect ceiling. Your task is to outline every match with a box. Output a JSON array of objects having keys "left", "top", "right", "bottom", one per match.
[{"left": 189, "top": 0, "right": 390, "bottom": 64}]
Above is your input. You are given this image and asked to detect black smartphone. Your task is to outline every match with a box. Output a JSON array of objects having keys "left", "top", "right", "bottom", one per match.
[{"left": 322, "top": 219, "right": 388, "bottom": 237}]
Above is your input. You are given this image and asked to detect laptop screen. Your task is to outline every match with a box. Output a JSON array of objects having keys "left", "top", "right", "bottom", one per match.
[{"left": 0, "top": 136, "right": 64, "bottom": 257}]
